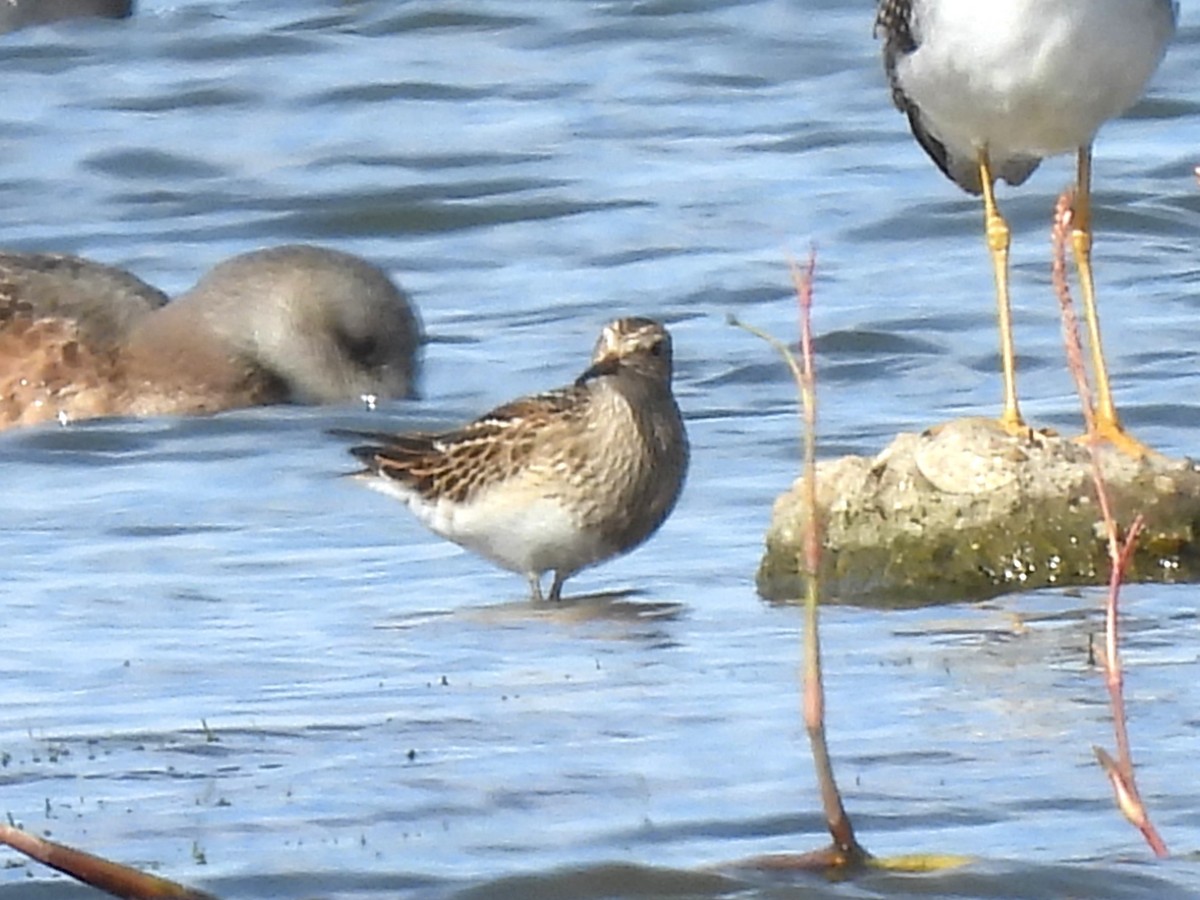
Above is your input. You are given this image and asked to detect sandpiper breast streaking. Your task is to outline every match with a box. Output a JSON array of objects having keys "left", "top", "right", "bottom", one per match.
[
  {"left": 339, "top": 317, "right": 689, "bottom": 603},
  {"left": 875, "top": 0, "right": 1177, "bottom": 454}
]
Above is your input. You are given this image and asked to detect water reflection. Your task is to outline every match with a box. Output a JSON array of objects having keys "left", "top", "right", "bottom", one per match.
[{"left": 2, "top": 1, "right": 1199, "bottom": 898}]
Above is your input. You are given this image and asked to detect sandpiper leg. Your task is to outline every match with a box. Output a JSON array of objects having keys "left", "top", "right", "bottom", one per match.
[
  {"left": 547, "top": 572, "right": 566, "bottom": 603},
  {"left": 1070, "top": 146, "right": 1150, "bottom": 458},
  {"left": 978, "top": 150, "right": 1025, "bottom": 435},
  {"left": 527, "top": 573, "right": 545, "bottom": 603}
]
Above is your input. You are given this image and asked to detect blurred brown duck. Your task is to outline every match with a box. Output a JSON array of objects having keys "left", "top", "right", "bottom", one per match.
[
  {"left": 0, "top": 245, "right": 422, "bottom": 430},
  {"left": 0, "top": 0, "right": 133, "bottom": 34}
]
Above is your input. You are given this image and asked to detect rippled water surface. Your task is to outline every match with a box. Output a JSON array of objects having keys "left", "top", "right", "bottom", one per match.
[{"left": 4, "top": 2, "right": 1200, "bottom": 898}]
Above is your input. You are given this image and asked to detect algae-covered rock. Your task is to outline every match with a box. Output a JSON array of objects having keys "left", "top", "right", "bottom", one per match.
[{"left": 758, "top": 418, "right": 1200, "bottom": 606}]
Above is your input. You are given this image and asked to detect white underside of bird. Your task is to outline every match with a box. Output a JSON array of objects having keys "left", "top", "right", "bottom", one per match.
[
  {"left": 359, "top": 474, "right": 609, "bottom": 581},
  {"left": 896, "top": 0, "right": 1176, "bottom": 160}
]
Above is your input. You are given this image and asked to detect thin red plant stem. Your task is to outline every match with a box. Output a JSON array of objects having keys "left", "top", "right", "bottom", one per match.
[
  {"left": 1052, "top": 194, "right": 1096, "bottom": 436},
  {"left": 728, "top": 255, "right": 867, "bottom": 867},
  {"left": 1051, "top": 191, "right": 1167, "bottom": 857},
  {"left": 789, "top": 252, "right": 864, "bottom": 861},
  {"left": 792, "top": 252, "right": 821, "bottom": 578},
  {"left": 1104, "top": 516, "right": 1146, "bottom": 771}
]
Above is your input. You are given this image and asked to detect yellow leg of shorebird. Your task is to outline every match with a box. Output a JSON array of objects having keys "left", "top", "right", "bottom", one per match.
[
  {"left": 978, "top": 150, "right": 1025, "bottom": 435},
  {"left": 1070, "top": 146, "right": 1151, "bottom": 458}
]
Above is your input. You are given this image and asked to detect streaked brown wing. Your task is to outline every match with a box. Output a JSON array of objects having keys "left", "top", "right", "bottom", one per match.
[{"left": 346, "top": 384, "right": 589, "bottom": 504}]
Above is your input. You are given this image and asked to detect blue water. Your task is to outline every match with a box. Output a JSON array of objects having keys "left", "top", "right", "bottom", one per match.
[{"left": 3, "top": 2, "right": 1200, "bottom": 898}]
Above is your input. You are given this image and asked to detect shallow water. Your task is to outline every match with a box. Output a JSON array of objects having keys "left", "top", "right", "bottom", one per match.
[{"left": 3, "top": 2, "right": 1200, "bottom": 898}]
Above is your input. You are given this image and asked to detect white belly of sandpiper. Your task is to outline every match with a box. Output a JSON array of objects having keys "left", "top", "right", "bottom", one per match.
[{"left": 364, "top": 477, "right": 607, "bottom": 578}]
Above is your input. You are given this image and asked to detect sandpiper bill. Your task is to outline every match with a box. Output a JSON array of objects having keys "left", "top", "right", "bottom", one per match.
[
  {"left": 876, "top": 0, "right": 1177, "bottom": 454},
  {"left": 339, "top": 317, "right": 688, "bottom": 602}
]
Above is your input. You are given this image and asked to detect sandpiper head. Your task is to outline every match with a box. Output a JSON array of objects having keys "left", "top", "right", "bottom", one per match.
[{"left": 590, "top": 316, "right": 674, "bottom": 382}]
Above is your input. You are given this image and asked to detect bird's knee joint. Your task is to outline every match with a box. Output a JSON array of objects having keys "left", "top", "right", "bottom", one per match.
[{"left": 985, "top": 219, "right": 1010, "bottom": 253}]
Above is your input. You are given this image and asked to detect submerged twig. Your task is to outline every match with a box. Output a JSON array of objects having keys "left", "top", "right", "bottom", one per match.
[
  {"left": 0, "top": 823, "right": 218, "bottom": 900},
  {"left": 1051, "top": 190, "right": 1167, "bottom": 858}
]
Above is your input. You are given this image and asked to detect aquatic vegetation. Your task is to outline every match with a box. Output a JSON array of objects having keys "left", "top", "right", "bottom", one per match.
[
  {"left": 733, "top": 254, "right": 965, "bottom": 876},
  {"left": 1051, "top": 189, "right": 1166, "bottom": 857}
]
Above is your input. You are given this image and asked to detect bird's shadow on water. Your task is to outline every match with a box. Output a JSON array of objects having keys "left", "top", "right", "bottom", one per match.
[{"left": 375, "top": 588, "right": 687, "bottom": 633}]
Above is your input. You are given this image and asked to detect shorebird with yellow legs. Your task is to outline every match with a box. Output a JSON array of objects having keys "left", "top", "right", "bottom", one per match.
[{"left": 875, "top": 0, "right": 1177, "bottom": 455}]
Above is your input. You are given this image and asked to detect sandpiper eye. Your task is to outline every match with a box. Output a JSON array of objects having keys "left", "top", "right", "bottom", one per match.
[{"left": 648, "top": 340, "right": 664, "bottom": 356}]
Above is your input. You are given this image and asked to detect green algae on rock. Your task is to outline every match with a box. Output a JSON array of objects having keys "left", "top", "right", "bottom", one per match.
[{"left": 758, "top": 418, "right": 1200, "bottom": 606}]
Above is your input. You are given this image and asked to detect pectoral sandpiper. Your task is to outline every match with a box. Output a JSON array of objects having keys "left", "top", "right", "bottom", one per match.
[{"left": 338, "top": 317, "right": 688, "bottom": 602}]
